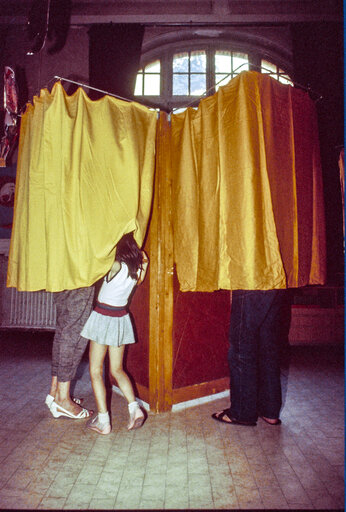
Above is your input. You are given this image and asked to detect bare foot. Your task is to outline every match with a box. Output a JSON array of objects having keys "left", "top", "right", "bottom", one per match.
[
  {"left": 213, "top": 410, "right": 232, "bottom": 422},
  {"left": 260, "top": 416, "right": 281, "bottom": 425},
  {"left": 127, "top": 407, "right": 145, "bottom": 430},
  {"left": 55, "top": 397, "right": 89, "bottom": 416}
]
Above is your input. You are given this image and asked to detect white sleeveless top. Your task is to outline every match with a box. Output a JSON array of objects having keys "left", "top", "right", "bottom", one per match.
[{"left": 98, "top": 262, "right": 139, "bottom": 307}]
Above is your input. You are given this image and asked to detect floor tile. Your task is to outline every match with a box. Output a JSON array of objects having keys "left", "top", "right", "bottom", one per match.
[{"left": 0, "top": 332, "right": 344, "bottom": 510}]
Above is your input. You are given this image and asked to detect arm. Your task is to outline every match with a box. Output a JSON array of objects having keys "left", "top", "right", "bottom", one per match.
[
  {"left": 106, "top": 260, "right": 121, "bottom": 282},
  {"left": 137, "top": 251, "right": 149, "bottom": 285}
]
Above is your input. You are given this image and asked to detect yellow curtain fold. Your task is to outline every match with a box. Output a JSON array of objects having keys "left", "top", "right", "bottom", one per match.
[
  {"left": 171, "top": 71, "right": 326, "bottom": 292},
  {"left": 7, "top": 82, "right": 157, "bottom": 291}
]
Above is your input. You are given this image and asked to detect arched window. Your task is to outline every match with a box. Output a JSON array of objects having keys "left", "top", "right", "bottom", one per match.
[
  {"left": 261, "top": 60, "right": 292, "bottom": 85},
  {"left": 134, "top": 40, "right": 293, "bottom": 111}
]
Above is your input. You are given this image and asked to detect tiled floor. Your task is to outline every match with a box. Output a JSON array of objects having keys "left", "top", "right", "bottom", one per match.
[{"left": 0, "top": 331, "right": 344, "bottom": 510}]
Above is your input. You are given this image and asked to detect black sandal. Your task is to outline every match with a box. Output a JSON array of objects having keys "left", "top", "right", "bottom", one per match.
[{"left": 211, "top": 410, "right": 257, "bottom": 426}]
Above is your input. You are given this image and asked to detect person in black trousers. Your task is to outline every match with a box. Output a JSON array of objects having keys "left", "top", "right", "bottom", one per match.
[{"left": 212, "top": 289, "right": 289, "bottom": 426}]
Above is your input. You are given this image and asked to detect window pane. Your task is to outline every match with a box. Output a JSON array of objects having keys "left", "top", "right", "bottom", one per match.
[
  {"left": 215, "top": 73, "right": 232, "bottom": 90},
  {"left": 134, "top": 73, "right": 143, "bottom": 95},
  {"left": 278, "top": 74, "right": 293, "bottom": 86},
  {"left": 261, "top": 60, "right": 293, "bottom": 85},
  {"left": 190, "top": 74, "right": 206, "bottom": 95},
  {"left": 233, "top": 53, "right": 248, "bottom": 73},
  {"left": 144, "top": 74, "right": 160, "bottom": 95},
  {"left": 278, "top": 69, "right": 293, "bottom": 86},
  {"left": 173, "top": 106, "right": 198, "bottom": 114},
  {"left": 261, "top": 60, "right": 276, "bottom": 73},
  {"left": 134, "top": 61, "right": 161, "bottom": 96},
  {"left": 173, "top": 107, "right": 188, "bottom": 114},
  {"left": 190, "top": 51, "right": 206, "bottom": 72},
  {"left": 215, "top": 52, "right": 232, "bottom": 73},
  {"left": 145, "top": 60, "right": 160, "bottom": 73},
  {"left": 173, "top": 74, "right": 189, "bottom": 95},
  {"left": 173, "top": 53, "right": 189, "bottom": 72}
]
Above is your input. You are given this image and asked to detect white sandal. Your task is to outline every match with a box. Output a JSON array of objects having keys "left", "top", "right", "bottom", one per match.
[
  {"left": 45, "top": 394, "right": 84, "bottom": 409},
  {"left": 50, "top": 401, "right": 92, "bottom": 419}
]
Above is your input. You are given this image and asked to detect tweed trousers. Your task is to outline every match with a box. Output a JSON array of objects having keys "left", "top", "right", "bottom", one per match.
[{"left": 51, "top": 287, "right": 94, "bottom": 382}]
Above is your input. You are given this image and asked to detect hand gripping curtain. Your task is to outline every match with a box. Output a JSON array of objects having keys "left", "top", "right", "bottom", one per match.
[
  {"left": 171, "top": 71, "right": 326, "bottom": 292},
  {"left": 7, "top": 82, "right": 157, "bottom": 291}
]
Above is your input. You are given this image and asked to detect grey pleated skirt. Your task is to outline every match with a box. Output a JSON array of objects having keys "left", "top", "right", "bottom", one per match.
[{"left": 80, "top": 311, "right": 136, "bottom": 347}]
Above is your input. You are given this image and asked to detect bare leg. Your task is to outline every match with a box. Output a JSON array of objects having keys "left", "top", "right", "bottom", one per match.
[
  {"left": 108, "top": 345, "right": 135, "bottom": 404},
  {"left": 55, "top": 380, "right": 87, "bottom": 415},
  {"left": 49, "top": 375, "right": 58, "bottom": 397},
  {"left": 48, "top": 375, "right": 84, "bottom": 407},
  {"left": 89, "top": 341, "right": 108, "bottom": 413}
]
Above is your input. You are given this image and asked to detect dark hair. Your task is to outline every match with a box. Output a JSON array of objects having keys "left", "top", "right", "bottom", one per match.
[{"left": 115, "top": 232, "right": 143, "bottom": 280}]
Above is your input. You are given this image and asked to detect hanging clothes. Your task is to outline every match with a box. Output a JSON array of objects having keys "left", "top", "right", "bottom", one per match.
[
  {"left": 7, "top": 82, "right": 157, "bottom": 292},
  {"left": 171, "top": 71, "right": 326, "bottom": 292}
]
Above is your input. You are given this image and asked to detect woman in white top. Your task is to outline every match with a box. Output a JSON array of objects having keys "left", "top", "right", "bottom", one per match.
[{"left": 81, "top": 232, "right": 148, "bottom": 434}]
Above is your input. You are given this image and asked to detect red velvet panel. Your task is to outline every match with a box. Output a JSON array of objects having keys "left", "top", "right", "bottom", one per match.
[{"left": 172, "top": 271, "right": 230, "bottom": 389}]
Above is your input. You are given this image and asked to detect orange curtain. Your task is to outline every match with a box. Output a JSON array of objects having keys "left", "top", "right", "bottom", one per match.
[{"left": 171, "top": 71, "right": 326, "bottom": 292}]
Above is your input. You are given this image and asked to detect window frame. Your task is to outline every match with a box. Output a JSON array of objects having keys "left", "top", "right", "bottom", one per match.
[{"left": 135, "top": 37, "right": 293, "bottom": 111}]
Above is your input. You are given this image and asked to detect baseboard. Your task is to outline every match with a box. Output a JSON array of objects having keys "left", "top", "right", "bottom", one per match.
[
  {"left": 172, "top": 377, "right": 229, "bottom": 405},
  {"left": 172, "top": 389, "right": 229, "bottom": 411},
  {"left": 113, "top": 377, "right": 229, "bottom": 412}
]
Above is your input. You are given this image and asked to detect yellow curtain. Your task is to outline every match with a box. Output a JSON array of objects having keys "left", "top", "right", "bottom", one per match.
[
  {"left": 7, "top": 82, "right": 157, "bottom": 291},
  {"left": 171, "top": 71, "right": 326, "bottom": 292}
]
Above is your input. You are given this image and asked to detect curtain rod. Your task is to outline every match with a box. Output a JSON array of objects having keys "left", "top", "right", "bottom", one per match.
[
  {"left": 252, "top": 64, "right": 323, "bottom": 102},
  {"left": 172, "top": 63, "right": 323, "bottom": 112},
  {"left": 53, "top": 76, "right": 133, "bottom": 103},
  {"left": 50, "top": 71, "right": 322, "bottom": 117},
  {"left": 49, "top": 76, "right": 167, "bottom": 114}
]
